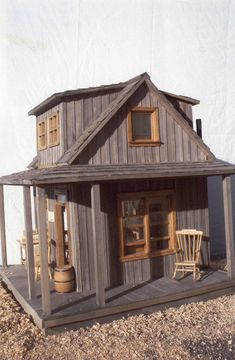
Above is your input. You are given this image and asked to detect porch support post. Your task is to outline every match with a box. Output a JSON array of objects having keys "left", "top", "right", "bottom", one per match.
[
  {"left": 222, "top": 175, "right": 235, "bottom": 278},
  {"left": 91, "top": 184, "right": 105, "bottom": 306},
  {"left": 33, "top": 186, "right": 38, "bottom": 231},
  {"left": 37, "top": 186, "right": 51, "bottom": 315},
  {"left": 0, "top": 184, "right": 7, "bottom": 268},
  {"left": 23, "top": 186, "right": 36, "bottom": 300}
]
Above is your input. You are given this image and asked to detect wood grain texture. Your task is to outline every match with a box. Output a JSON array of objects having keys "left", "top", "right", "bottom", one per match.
[
  {"left": 68, "top": 184, "right": 82, "bottom": 292},
  {"left": 77, "top": 83, "right": 210, "bottom": 166},
  {"left": 37, "top": 186, "right": 51, "bottom": 315},
  {"left": 23, "top": 186, "right": 36, "bottom": 300},
  {"left": 91, "top": 184, "right": 106, "bottom": 305},
  {"left": 223, "top": 176, "right": 235, "bottom": 278},
  {"left": 0, "top": 185, "right": 7, "bottom": 268}
]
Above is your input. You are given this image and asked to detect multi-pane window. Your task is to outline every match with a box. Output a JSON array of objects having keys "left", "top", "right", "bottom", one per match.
[
  {"left": 37, "top": 120, "right": 47, "bottom": 150},
  {"left": 118, "top": 190, "right": 176, "bottom": 261},
  {"left": 48, "top": 113, "right": 59, "bottom": 147},
  {"left": 37, "top": 112, "right": 59, "bottom": 150},
  {"left": 128, "top": 107, "right": 160, "bottom": 145}
]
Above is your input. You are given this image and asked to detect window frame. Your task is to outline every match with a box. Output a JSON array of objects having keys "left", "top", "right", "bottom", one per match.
[
  {"left": 48, "top": 112, "right": 60, "bottom": 148},
  {"left": 127, "top": 107, "right": 160, "bottom": 146},
  {"left": 118, "top": 190, "right": 176, "bottom": 262},
  {"left": 37, "top": 111, "right": 60, "bottom": 151},
  {"left": 37, "top": 119, "right": 47, "bottom": 150}
]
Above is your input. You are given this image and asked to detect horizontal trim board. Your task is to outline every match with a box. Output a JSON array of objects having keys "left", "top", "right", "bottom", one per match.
[{"left": 44, "top": 279, "right": 235, "bottom": 329}]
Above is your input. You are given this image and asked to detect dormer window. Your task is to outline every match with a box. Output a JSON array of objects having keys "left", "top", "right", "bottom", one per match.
[
  {"left": 48, "top": 113, "right": 59, "bottom": 147},
  {"left": 37, "top": 112, "right": 60, "bottom": 150},
  {"left": 37, "top": 119, "right": 47, "bottom": 150},
  {"left": 128, "top": 107, "right": 160, "bottom": 145}
]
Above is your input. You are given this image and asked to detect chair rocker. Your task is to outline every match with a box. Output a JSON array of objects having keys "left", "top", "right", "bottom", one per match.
[{"left": 173, "top": 229, "right": 203, "bottom": 280}]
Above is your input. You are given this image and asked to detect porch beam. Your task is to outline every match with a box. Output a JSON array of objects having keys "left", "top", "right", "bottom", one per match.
[
  {"left": 91, "top": 184, "right": 105, "bottom": 306},
  {"left": 0, "top": 184, "right": 7, "bottom": 268},
  {"left": 222, "top": 175, "right": 235, "bottom": 278},
  {"left": 37, "top": 186, "right": 51, "bottom": 315},
  {"left": 23, "top": 186, "right": 36, "bottom": 300}
]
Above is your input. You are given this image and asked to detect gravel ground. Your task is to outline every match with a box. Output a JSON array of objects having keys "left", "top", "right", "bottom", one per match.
[{"left": 0, "top": 280, "right": 234, "bottom": 360}]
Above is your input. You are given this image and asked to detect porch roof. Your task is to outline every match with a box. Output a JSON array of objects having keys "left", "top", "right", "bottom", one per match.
[{"left": 0, "top": 159, "right": 235, "bottom": 186}]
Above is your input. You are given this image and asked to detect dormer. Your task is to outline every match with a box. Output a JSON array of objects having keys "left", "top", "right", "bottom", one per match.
[{"left": 28, "top": 73, "right": 212, "bottom": 169}]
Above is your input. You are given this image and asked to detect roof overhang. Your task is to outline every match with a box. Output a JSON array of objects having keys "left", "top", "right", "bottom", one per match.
[
  {"left": 28, "top": 72, "right": 200, "bottom": 117},
  {"left": 1, "top": 160, "right": 235, "bottom": 186}
]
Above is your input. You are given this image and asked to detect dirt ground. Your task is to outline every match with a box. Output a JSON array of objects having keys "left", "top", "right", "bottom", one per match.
[{"left": 0, "top": 280, "right": 234, "bottom": 360}]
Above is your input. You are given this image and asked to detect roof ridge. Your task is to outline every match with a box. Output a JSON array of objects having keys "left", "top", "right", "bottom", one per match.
[
  {"left": 28, "top": 73, "right": 150, "bottom": 116},
  {"left": 57, "top": 76, "right": 148, "bottom": 165}
]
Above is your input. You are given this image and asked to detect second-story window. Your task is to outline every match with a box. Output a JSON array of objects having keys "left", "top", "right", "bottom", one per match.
[
  {"left": 48, "top": 113, "right": 59, "bottom": 147},
  {"left": 128, "top": 107, "right": 160, "bottom": 145},
  {"left": 37, "top": 119, "right": 47, "bottom": 150},
  {"left": 37, "top": 112, "right": 60, "bottom": 150}
]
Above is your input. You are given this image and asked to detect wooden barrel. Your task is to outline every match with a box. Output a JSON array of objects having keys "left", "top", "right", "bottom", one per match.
[{"left": 54, "top": 265, "right": 75, "bottom": 293}]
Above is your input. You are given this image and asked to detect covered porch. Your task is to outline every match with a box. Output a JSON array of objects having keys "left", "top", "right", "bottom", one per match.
[
  {"left": 0, "top": 161, "right": 235, "bottom": 332},
  {"left": 1, "top": 263, "right": 235, "bottom": 334}
]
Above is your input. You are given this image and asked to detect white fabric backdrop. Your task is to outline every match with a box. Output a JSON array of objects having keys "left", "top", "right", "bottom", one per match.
[{"left": 0, "top": 0, "right": 235, "bottom": 264}]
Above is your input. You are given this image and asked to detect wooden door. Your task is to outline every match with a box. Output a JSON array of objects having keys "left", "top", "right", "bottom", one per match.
[{"left": 55, "top": 200, "right": 71, "bottom": 267}]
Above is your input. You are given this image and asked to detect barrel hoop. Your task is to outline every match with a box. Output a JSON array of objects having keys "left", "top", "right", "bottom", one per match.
[
  {"left": 55, "top": 268, "right": 73, "bottom": 272},
  {"left": 54, "top": 279, "right": 74, "bottom": 284}
]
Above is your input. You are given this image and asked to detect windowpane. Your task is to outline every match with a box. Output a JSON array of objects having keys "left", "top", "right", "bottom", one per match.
[
  {"left": 150, "top": 224, "right": 169, "bottom": 238},
  {"left": 122, "top": 199, "right": 144, "bottom": 217},
  {"left": 150, "top": 211, "right": 168, "bottom": 223},
  {"left": 124, "top": 217, "right": 143, "bottom": 226},
  {"left": 131, "top": 112, "right": 152, "bottom": 140},
  {"left": 151, "top": 240, "right": 169, "bottom": 251},
  {"left": 126, "top": 245, "right": 145, "bottom": 255},
  {"left": 149, "top": 197, "right": 170, "bottom": 212},
  {"left": 124, "top": 226, "right": 144, "bottom": 243}
]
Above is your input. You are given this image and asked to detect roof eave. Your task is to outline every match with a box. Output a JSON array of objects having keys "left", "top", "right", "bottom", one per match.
[{"left": 161, "top": 90, "right": 200, "bottom": 105}]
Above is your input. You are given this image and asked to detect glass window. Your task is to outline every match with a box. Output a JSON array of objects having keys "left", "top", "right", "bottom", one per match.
[
  {"left": 128, "top": 107, "right": 160, "bottom": 145},
  {"left": 118, "top": 191, "right": 175, "bottom": 261}
]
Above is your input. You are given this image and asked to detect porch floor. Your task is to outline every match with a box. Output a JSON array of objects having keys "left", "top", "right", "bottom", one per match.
[{"left": 1, "top": 265, "right": 235, "bottom": 333}]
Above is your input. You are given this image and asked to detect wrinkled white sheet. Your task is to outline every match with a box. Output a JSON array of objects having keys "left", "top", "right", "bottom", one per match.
[{"left": 0, "top": 0, "right": 235, "bottom": 264}]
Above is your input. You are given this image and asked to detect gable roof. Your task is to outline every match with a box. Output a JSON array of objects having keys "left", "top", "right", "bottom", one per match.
[
  {"left": 57, "top": 73, "right": 149, "bottom": 165},
  {"left": 56, "top": 72, "right": 214, "bottom": 165}
]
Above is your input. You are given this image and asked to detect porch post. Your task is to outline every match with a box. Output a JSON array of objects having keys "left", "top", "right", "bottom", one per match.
[
  {"left": 37, "top": 186, "right": 51, "bottom": 315},
  {"left": 33, "top": 186, "right": 38, "bottom": 231},
  {"left": 23, "top": 186, "right": 36, "bottom": 300},
  {"left": 222, "top": 175, "right": 235, "bottom": 278},
  {"left": 0, "top": 184, "right": 7, "bottom": 268},
  {"left": 91, "top": 184, "right": 105, "bottom": 306}
]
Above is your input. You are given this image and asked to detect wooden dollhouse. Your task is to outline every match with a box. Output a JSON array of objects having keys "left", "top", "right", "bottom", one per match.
[{"left": 0, "top": 73, "right": 235, "bottom": 333}]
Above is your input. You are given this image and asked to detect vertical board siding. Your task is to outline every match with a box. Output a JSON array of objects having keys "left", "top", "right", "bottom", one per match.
[
  {"left": 175, "top": 177, "right": 210, "bottom": 266},
  {"left": 78, "top": 84, "right": 208, "bottom": 165},
  {"left": 37, "top": 90, "right": 120, "bottom": 167},
  {"left": 67, "top": 177, "right": 209, "bottom": 291}
]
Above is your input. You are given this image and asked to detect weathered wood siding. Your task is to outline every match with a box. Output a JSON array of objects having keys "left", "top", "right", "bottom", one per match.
[
  {"left": 68, "top": 177, "right": 209, "bottom": 291},
  {"left": 37, "top": 90, "right": 120, "bottom": 167},
  {"left": 62, "top": 89, "right": 120, "bottom": 152},
  {"left": 77, "top": 84, "right": 208, "bottom": 165},
  {"left": 165, "top": 96, "right": 193, "bottom": 127}
]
